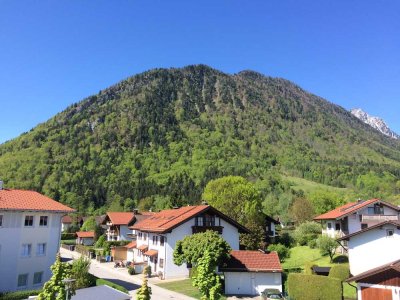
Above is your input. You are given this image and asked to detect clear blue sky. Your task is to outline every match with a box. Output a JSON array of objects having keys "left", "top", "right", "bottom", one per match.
[{"left": 1, "top": 1, "right": 399, "bottom": 144}]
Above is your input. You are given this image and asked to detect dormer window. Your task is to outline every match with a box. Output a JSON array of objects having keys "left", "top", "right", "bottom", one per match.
[{"left": 195, "top": 214, "right": 215, "bottom": 227}]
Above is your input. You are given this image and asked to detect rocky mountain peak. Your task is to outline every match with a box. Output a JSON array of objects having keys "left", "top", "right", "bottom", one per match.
[{"left": 351, "top": 108, "right": 399, "bottom": 139}]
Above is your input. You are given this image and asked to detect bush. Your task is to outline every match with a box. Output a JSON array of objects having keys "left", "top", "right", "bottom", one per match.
[
  {"left": 277, "top": 231, "right": 295, "bottom": 248},
  {"left": 0, "top": 290, "right": 41, "bottom": 300},
  {"left": 107, "top": 240, "right": 129, "bottom": 247},
  {"left": 268, "top": 243, "right": 291, "bottom": 262},
  {"left": 288, "top": 273, "right": 342, "bottom": 300},
  {"left": 128, "top": 266, "right": 136, "bottom": 275},
  {"left": 61, "top": 232, "right": 76, "bottom": 240},
  {"left": 329, "top": 265, "right": 350, "bottom": 282},
  {"left": 61, "top": 239, "right": 76, "bottom": 246},
  {"left": 144, "top": 265, "right": 152, "bottom": 278},
  {"left": 293, "top": 222, "right": 321, "bottom": 246},
  {"left": 307, "top": 239, "right": 317, "bottom": 249},
  {"left": 71, "top": 256, "right": 95, "bottom": 289}
]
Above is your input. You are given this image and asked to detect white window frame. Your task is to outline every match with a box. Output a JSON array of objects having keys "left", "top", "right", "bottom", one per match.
[
  {"left": 36, "top": 243, "right": 46, "bottom": 256},
  {"left": 33, "top": 271, "right": 43, "bottom": 285},
  {"left": 21, "top": 244, "right": 32, "bottom": 257},
  {"left": 17, "top": 273, "right": 29, "bottom": 287},
  {"left": 24, "top": 215, "right": 34, "bottom": 227}
]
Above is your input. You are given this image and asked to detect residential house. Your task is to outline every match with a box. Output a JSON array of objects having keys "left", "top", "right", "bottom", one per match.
[
  {"left": 61, "top": 215, "right": 84, "bottom": 232},
  {"left": 103, "top": 212, "right": 136, "bottom": 241},
  {"left": 0, "top": 187, "right": 75, "bottom": 292},
  {"left": 76, "top": 231, "right": 95, "bottom": 246},
  {"left": 346, "top": 259, "right": 400, "bottom": 300},
  {"left": 337, "top": 220, "right": 400, "bottom": 276},
  {"left": 314, "top": 199, "right": 400, "bottom": 240},
  {"left": 220, "top": 250, "right": 282, "bottom": 296},
  {"left": 130, "top": 205, "right": 250, "bottom": 279},
  {"left": 265, "top": 215, "right": 280, "bottom": 242}
]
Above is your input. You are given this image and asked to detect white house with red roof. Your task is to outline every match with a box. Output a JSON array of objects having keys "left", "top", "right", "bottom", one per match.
[
  {"left": 0, "top": 187, "right": 75, "bottom": 293},
  {"left": 130, "top": 205, "right": 250, "bottom": 279},
  {"left": 220, "top": 250, "right": 282, "bottom": 296},
  {"left": 314, "top": 199, "right": 400, "bottom": 240},
  {"left": 76, "top": 231, "right": 95, "bottom": 246}
]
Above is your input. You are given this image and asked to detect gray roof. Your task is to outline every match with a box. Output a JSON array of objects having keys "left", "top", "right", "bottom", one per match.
[{"left": 71, "top": 285, "right": 130, "bottom": 300}]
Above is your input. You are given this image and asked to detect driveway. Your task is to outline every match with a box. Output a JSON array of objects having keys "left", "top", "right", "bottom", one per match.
[{"left": 60, "top": 248, "right": 196, "bottom": 300}]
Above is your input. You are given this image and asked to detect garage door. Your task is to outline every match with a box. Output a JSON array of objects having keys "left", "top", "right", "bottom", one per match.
[{"left": 361, "top": 287, "right": 392, "bottom": 300}]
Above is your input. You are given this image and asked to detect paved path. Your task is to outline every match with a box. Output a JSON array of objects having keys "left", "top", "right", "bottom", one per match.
[{"left": 60, "top": 248, "right": 196, "bottom": 300}]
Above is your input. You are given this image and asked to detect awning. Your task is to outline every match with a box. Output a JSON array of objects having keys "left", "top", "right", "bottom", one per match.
[
  {"left": 125, "top": 241, "right": 137, "bottom": 249},
  {"left": 144, "top": 249, "right": 158, "bottom": 257},
  {"left": 137, "top": 245, "right": 148, "bottom": 251}
]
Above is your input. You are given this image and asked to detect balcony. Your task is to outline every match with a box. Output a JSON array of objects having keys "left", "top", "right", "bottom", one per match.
[
  {"left": 106, "top": 221, "right": 113, "bottom": 226},
  {"left": 107, "top": 230, "right": 118, "bottom": 236},
  {"left": 192, "top": 226, "right": 223, "bottom": 234},
  {"left": 361, "top": 215, "right": 399, "bottom": 222}
]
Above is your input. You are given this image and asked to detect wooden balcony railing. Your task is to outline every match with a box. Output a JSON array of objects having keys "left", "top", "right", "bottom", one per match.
[
  {"left": 192, "top": 226, "right": 223, "bottom": 234},
  {"left": 361, "top": 215, "right": 399, "bottom": 222}
]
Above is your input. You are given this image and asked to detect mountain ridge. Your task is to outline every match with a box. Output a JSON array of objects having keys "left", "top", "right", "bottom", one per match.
[{"left": 0, "top": 65, "right": 399, "bottom": 213}]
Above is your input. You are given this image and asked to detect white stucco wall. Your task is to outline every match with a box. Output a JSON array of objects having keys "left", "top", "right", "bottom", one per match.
[
  {"left": 0, "top": 211, "right": 63, "bottom": 292},
  {"left": 224, "top": 272, "right": 282, "bottom": 296},
  {"left": 347, "top": 224, "right": 400, "bottom": 276},
  {"left": 76, "top": 237, "right": 94, "bottom": 246}
]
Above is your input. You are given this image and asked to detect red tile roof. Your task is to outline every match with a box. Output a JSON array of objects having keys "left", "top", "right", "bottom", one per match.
[
  {"left": 62, "top": 215, "right": 73, "bottom": 223},
  {"left": 314, "top": 199, "right": 399, "bottom": 220},
  {"left": 131, "top": 205, "right": 250, "bottom": 234},
  {"left": 0, "top": 189, "right": 75, "bottom": 212},
  {"left": 105, "top": 212, "right": 136, "bottom": 225},
  {"left": 76, "top": 231, "right": 95, "bottom": 238},
  {"left": 220, "top": 250, "right": 282, "bottom": 273},
  {"left": 144, "top": 249, "right": 158, "bottom": 257},
  {"left": 125, "top": 241, "right": 137, "bottom": 249}
]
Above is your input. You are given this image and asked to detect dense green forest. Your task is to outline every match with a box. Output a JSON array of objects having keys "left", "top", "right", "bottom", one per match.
[{"left": 0, "top": 65, "right": 399, "bottom": 217}]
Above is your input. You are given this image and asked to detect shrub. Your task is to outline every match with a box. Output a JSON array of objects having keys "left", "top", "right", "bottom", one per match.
[
  {"left": 307, "top": 239, "right": 317, "bottom": 249},
  {"left": 277, "top": 231, "right": 295, "bottom": 248},
  {"left": 329, "top": 265, "right": 350, "bottom": 282},
  {"left": 107, "top": 240, "right": 129, "bottom": 247},
  {"left": 317, "top": 235, "right": 338, "bottom": 262},
  {"left": 61, "top": 233, "right": 76, "bottom": 240},
  {"left": 268, "top": 243, "right": 291, "bottom": 262},
  {"left": 0, "top": 290, "right": 41, "bottom": 300},
  {"left": 71, "top": 256, "right": 95, "bottom": 289},
  {"left": 293, "top": 221, "right": 321, "bottom": 246},
  {"left": 144, "top": 265, "right": 152, "bottom": 278},
  {"left": 128, "top": 266, "right": 136, "bottom": 275},
  {"left": 61, "top": 239, "right": 76, "bottom": 246},
  {"left": 288, "top": 273, "right": 342, "bottom": 300}
]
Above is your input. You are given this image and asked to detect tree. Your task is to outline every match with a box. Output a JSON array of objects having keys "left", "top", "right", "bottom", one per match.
[
  {"left": 70, "top": 256, "right": 95, "bottom": 289},
  {"left": 289, "top": 197, "right": 315, "bottom": 224},
  {"left": 37, "top": 254, "right": 74, "bottom": 300},
  {"left": 173, "top": 231, "right": 231, "bottom": 300},
  {"left": 293, "top": 221, "right": 321, "bottom": 246},
  {"left": 80, "top": 216, "right": 97, "bottom": 232},
  {"left": 317, "top": 235, "right": 338, "bottom": 262},
  {"left": 202, "top": 176, "right": 263, "bottom": 226},
  {"left": 267, "top": 244, "right": 291, "bottom": 262},
  {"left": 136, "top": 269, "right": 152, "bottom": 300},
  {"left": 239, "top": 220, "right": 265, "bottom": 250}
]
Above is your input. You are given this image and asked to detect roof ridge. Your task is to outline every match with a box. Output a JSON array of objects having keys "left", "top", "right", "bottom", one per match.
[{"left": 156, "top": 205, "right": 205, "bottom": 228}]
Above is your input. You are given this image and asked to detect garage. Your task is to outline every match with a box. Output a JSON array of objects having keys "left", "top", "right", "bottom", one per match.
[
  {"left": 221, "top": 250, "right": 282, "bottom": 296},
  {"left": 361, "top": 287, "right": 392, "bottom": 300}
]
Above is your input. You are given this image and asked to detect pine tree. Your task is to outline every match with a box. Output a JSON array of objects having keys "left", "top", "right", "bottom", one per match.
[
  {"left": 37, "top": 253, "right": 74, "bottom": 300},
  {"left": 136, "top": 271, "right": 152, "bottom": 300}
]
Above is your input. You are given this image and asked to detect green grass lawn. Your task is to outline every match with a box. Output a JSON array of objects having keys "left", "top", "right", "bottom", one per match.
[
  {"left": 157, "top": 279, "right": 226, "bottom": 300},
  {"left": 282, "top": 175, "right": 350, "bottom": 194},
  {"left": 96, "top": 278, "right": 129, "bottom": 294}
]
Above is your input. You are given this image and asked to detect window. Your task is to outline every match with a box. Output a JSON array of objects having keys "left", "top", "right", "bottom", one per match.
[
  {"left": 153, "top": 236, "right": 158, "bottom": 245},
  {"left": 21, "top": 244, "right": 32, "bottom": 257},
  {"left": 37, "top": 243, "right": 46, "bottom": 256},
  {"left": 160, "top": 236, "right": 165, "bottom": 246},
  {"left": 143, "top": 233, "right": 147, "bottom": 241},
  {"left": 361, "top": 223, "right": 368, "bottom": 230},
  {"left": 387, "top": 229, "right": 394, "bottom": 238},
  {"left": 159, "top": 259, "right": 164, "bottom": 268},
  {"left": 24, "top": 216, "right": 34, "bottom": 227},
  {"left": 0, "top": 215, "right": 3, "bottom": 227},
  {"left": 196, "top": 216, "right": 203, "bottom": 226},
  {"left": 39, "top": 216, "right": 48, "bottom": 226},
  {"left": 204, "top": 215, "right": 215, "bottom": 226},
  {"left": 17, "top": 274, "right": 28, "bottom": 287},
  {"left": 335, "top": 223, "right": 341, "bottom": 231},
  {"left": 33, "top": 272, "right": 43, "bottom": 285},
  {"left": 327, "top": 222, "right": 332, "bottom": 229}
]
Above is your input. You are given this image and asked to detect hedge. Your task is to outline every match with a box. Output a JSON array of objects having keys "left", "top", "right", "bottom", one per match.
[
  {"left": 329, "top": 264, "right": 350, "bottom": 282},
  {"left": 288, "top": 273, "right": 342, "bottom": 300},
  {"left": 0, "top": 289, "right": 41, "bottom": 300},
  {"left": 107, "top": 240, "right": 129, "bottom": 247},
  {"left": 61, "top": 232, "right": 76, "bottom": 240}
]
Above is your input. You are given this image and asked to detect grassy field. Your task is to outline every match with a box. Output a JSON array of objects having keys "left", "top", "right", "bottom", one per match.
[
  {"left": 157, "top": 279, "right": 227, "bottom": 300},
  {"left": 95, "top": 278, "right": 129, "bottom": 294},
  {"left": 282, "top": 175, "right": 350, "bottom": 194}
]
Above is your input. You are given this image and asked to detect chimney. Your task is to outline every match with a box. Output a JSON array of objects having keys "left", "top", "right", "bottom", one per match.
[{"left": 0, "top": 180, "right": 3, "bottom": 190}]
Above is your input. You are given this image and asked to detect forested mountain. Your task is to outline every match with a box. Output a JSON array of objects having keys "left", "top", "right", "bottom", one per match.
[{"left": 1, "top": 65, "right": 400, "bottom": 215}]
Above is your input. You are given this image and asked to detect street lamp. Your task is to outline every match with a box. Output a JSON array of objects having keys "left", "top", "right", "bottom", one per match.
[{"left": 62, "top": 278, "right": 76, "bottom": 300}]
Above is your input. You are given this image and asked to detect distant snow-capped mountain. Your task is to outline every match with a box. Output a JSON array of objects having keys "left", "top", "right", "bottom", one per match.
[{"left": 351, "top": 108, "right": 399, "bottom": 139}]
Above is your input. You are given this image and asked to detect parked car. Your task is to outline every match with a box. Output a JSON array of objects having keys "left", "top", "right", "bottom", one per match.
[{"left": 261, "top": 289, "right": 285, "bottom": 300}]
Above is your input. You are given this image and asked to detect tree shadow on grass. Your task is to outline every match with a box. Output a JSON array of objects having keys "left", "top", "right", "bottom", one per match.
[{"left": 332, "top": 255, "right": 349, "bottom": 264}]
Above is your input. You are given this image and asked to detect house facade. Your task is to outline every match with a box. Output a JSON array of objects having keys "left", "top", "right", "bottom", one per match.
[
  {"left": 314, "top": 199, "right": 400, "bottom": 240},
  {"left": 0, "top": 188, "right": 75, "bottom": 293},
  {"left": 130, "top": 205, "right": 250, "bottom": 279},
  {"left": 221, "top": 250, "right": 282, "bottom": 296},
  {"left": 76, "top": 231, "right": 95, "bottom": 246},
  {"left": 338, "top": 220, "right": 400, "bottom": 276}
]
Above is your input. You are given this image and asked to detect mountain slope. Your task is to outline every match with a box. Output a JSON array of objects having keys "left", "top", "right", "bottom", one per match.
[
  {"left": 351, "top": 108, "right": 399, "bottom": 139},
  {"left": 0, "top": 65, "right": 399, "bottom": 211}
]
